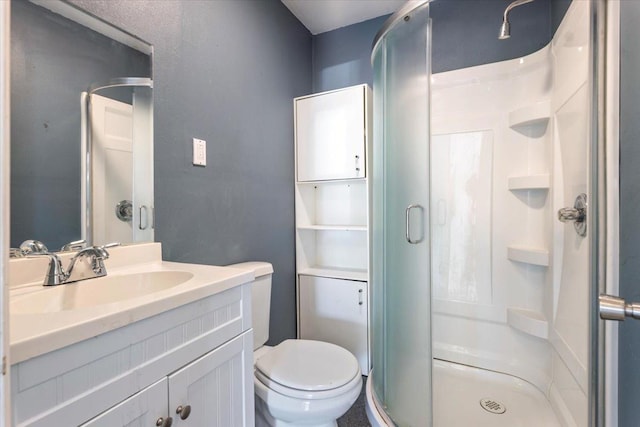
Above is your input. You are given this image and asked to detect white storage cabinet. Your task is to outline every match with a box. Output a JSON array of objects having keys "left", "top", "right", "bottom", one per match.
[
  {"left": 298, "top": 275, "right": 368, "bottom": 372},
  {"left": 295, "top": 85, "right": 366, "bottom": 182},
  {"left": 294, "top": 84, "right": 372, "bottom": 374}
]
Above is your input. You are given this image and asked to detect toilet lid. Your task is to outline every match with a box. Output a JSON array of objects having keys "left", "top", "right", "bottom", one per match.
[{"left": 255, "top": 339, "right": 360, "bottom": 392}]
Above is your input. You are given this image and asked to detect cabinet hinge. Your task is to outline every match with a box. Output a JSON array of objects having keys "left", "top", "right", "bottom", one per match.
[{"left": 2, "top": 356, "right": 6, "bottom": 375}]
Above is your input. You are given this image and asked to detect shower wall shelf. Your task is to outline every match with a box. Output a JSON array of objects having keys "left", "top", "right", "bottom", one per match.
[
  {"left": 507, "top": 245, "right": 550, "bottom": 267},
  {"left": 294, "top": 84, "right": 372, "bottom": 375},
  {"left": 508, "top": 174, "right": 550, "bottom": 191},
  {"left": 508, "top": 100, "right": 551, "bottom": 129},
  {"left": 507, "top": 307, "right": 549, "bottom": 339}
]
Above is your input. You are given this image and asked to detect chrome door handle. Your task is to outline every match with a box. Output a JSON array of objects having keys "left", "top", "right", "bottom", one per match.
[
  {"left": 599, "top": 294, "right": 640, "bottom": 321},
  {"left": 405, "top": 204, "right": 424, "bottom": 244},
  {"left": 558, "top": 193, "right": 587, "bottom": 237}
]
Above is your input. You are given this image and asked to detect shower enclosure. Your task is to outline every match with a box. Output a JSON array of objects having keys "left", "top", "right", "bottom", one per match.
[{"left": 368, "top": 0, "right": 606, "bottom": 425}]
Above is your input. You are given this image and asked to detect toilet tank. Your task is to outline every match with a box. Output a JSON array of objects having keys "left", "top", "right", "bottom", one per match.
[{"left": 227, "top": 261, "right": 273, "bottom": 350}]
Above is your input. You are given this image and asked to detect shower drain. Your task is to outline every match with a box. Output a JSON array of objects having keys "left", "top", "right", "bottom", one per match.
[{"left": 479, "top": 398, "right": 507, "bottom": 414}]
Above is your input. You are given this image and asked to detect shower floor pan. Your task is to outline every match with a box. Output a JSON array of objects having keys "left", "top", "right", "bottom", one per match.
[
  {"left": 367, "top": 359, "right": 561, "bottom": 426},
  {"left": 432, "top": 359, "right": 560, "bottom": 426}
]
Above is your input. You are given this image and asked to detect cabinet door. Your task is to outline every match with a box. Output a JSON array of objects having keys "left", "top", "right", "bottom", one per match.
[
  {"left": 296, "top": 86, "right": 366, "bottom": 181},
  {"left": 80, "top": 379, "right": 168, "bottom": 427},
  {"left": 299, "top": 275, "right": 369, "bottom": 374},
  {"left": 168, "top": 331, "right": 254, "bottom": 427}
]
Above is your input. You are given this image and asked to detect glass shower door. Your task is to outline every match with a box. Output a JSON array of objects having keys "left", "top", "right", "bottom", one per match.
[{"left": 371, "top": 3, "right": 432, "bottom": 426}]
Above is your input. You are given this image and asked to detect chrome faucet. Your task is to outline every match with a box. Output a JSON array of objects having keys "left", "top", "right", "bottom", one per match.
[{"left": 19, "top": 240, "right": 119, "bottom": 286}]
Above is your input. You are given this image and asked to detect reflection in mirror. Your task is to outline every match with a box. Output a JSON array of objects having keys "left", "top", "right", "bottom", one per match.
[
  {"left": 10, "top": 0, "right": 153, "bottom": 251},
  {"left": 83, "top": 78, "right": 154, "bottom": 247}
]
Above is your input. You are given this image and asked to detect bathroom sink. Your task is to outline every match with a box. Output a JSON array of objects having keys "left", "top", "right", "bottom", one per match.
[{"left": 11, "top": 270, "right": 194, "bottom": 314}]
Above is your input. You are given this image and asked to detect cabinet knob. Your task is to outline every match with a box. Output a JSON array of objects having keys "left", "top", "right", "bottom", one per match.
[
  {"left": 156, "top": 417, "right": 173, "bottom": 427},
  {"left": 176, "top": 405, "right": 192, "bottom": 420}
]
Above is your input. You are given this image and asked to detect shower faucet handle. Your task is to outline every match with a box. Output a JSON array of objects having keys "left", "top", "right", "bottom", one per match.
[
  {"left": 557, "top": 207, "right": 585, "bottom": 222},
  {"left": 557, "top": 193, "right": 587, "bottom": 237}
]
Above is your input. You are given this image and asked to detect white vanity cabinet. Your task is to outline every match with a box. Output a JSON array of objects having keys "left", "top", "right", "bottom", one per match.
[
  {"left": 81, "top": 332, "right": 251, "bottom": 427},
  {"left": 294, "top": 85, "right": 372, "bottom": 375},
  {"left": 11, "top": 283, "right": 254, "bottom": 427},
  {"left": 167, "top": 332, "right": 250, "bottom": 426},
  {"left": 80, "top": 379, "right": 169, "bottom": 427},
  {"left": 295, "top": 85, "right": 367, "bottom": 182}
]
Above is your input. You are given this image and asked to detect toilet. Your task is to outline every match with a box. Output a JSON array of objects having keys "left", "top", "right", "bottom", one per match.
[{"left": 229, "top": 262, "right": 362, "bottom": 427}]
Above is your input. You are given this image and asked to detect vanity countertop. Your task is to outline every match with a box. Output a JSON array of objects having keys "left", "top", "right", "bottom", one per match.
[{"left": 9, "top": 243, "right": 254, "bottom": 364}]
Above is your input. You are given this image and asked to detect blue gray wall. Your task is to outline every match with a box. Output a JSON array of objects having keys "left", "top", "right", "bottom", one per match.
[
  {"left": 67, "top": 0, "right": 312, "bottom": 345},
  {"left": 618, "top": 1, "right": 640, "bottom": 424},
  {"left": 10, "top": 0, "right": 150, "bottom": 249},
  {"left": 312, "top": 15, "right": 388, "bottom": 93},
  {"left": 312, "top": 0, "right": 572, "bottom": 90}
]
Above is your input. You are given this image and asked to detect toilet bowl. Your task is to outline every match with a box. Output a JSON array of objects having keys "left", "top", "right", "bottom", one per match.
[
  {"left": 228, "top": 262, "right": 362, "bottom": 427},
  {"left": 254, "top": 339, "right": 362, "bottom": 427}
]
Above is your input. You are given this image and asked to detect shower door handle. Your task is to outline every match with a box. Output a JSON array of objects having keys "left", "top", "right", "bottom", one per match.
[
  {"left": 599, "top": 294, "right": 640, "bottom": 321},
  {"left": 405, "top": 204, "right": 424, "bottom": 244}
]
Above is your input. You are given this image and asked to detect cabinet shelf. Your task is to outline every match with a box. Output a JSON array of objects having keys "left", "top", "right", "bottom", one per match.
[
  {"left": 299, "top": 266, "right": 368, "bottom": 282},
  {"left": 507, "top": 245, "right": 549, "bottom": 267},
  {"left": 297, "top": 177, "right": 366, "bottom": 185},
  {"left": 507, "top": 307, "right": 548, "bottom": 339},
  {"left": 297, "top": 225, "right": 367, "bottom": 232},
  {"left": 508, "top": 174, "right": 550, "bottom": 191},
  {"left": 508, "top": 101, "right": 551, "bottom": 129}
]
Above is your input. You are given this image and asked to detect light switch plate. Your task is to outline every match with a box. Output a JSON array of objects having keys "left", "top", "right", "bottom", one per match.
[{"left": 193, "top": 138, "right": 206, "bottom": 166}]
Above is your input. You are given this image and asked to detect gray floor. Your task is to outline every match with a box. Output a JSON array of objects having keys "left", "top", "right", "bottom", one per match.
[{"left": 338, "top": 376, "right": 371, "bottom": 427}]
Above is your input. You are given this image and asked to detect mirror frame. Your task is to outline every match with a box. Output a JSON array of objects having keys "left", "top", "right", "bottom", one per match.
[{"left": 1, "top": 0, "right": 9, "bottom": 421}]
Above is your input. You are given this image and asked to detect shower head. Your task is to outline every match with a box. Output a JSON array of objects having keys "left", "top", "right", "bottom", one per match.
[
  {"left": 499, "top": 0, "right": 534, "bottom": 40},
  {"left": 498, "top": 20, "right": 510, "bottom": 40}
]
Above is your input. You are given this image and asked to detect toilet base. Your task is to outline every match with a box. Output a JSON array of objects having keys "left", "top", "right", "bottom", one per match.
[{"left": 255, "top": 393, "right": 339, "bottom": 427}]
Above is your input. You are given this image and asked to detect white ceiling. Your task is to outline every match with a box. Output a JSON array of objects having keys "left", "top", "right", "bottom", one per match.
[{"left": 281, "top": 0, "right": 406, "bottom": 35}]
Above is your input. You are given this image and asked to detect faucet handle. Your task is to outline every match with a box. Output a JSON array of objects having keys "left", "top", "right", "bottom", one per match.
[
  {"left": 93, "top": 242, "right": 119, "bottom": 260},
  {"left": 19, "top": 240, "right": 49, "bottom": 255},
  {"left": 10, "top": 248, "right": 25, "bottom": 258},
  {"left": 60, "top": 239, "right": 86, "bottom": 252}
]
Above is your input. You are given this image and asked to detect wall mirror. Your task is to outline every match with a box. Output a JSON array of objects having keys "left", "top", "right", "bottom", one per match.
[{"left": 10, "top": 0, "right": 154, "bottom": 252}]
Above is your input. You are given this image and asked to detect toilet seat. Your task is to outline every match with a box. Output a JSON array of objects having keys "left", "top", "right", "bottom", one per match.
[{"left": 255, "top": 339, "right": 361, "bottom": 400}]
